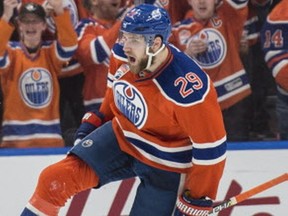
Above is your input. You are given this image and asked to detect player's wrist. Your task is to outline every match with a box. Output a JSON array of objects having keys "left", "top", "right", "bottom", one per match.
[{"left": 174, "top": 190, "right": 213, "bottom": 216}]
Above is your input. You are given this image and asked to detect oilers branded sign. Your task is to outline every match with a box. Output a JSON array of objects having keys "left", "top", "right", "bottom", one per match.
[
  {"left": 113, "top": 81, "right": 147, "bottom": 129},
  {"left": 19, "top": 68, "right": 52, "bottom": 108},
  {"left": 193, "top": 28, "right": 227, "bottom": 69}
]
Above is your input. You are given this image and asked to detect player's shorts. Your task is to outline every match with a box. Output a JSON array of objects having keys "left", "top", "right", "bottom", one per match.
[{"left": 69, "top": 121, "right": 183, "bottom": 216}]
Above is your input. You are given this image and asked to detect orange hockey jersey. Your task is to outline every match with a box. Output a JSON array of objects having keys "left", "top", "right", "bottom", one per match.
[
  {"left": 0, "top": 11, "right": 78, "bottom": 148},
  {"left": 74, "top": 17, "right": 122, "bottom": 111},
  {"left": 100, "top": 44, "right": 227, "bottom": 200},
  {"left": 261, "top": 0, "right": 288, "bottom": 92},
  {"left": 170, "top": 0, "right": 251, "bottom": 110}
]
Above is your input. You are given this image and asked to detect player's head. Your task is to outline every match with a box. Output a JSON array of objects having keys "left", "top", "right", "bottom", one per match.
[
  {"left": 120, "top": 4, "right": 171, "bottom": 70},
  {"left": 121, "top": 4, "right": 171, "bottom": 46},
  {"left": 18, "top": 2, "right": 46, "bottom": 22}
]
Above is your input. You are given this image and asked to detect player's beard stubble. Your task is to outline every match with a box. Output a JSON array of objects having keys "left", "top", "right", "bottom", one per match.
[{"left": 129, "top": 55, "right": 155, "bottom": 75}]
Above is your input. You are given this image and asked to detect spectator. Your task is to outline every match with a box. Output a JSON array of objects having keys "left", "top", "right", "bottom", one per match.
[
  {"left": 20, "top": 4, "right": 226, "bottom": 216},
  {"left": 261, "top": 0, "right": 288, "bottom": 140},
  {"left": 241, "top": 0, "right": 277, "bottom": 140},
  {"left": 45, "top": 0, "right": 86, "bottom": 146},
  {"left": 170, "top": 0, "right": 251, "bottom": 141},
  {"left": 21, "top": 0, "right": 86, "bottom": 146},
  {"left": 0, "top": 0, "right": 78, "bottom": 148},
  {"left": 73, "top": 0, "right": 131, "bottom": 111}
]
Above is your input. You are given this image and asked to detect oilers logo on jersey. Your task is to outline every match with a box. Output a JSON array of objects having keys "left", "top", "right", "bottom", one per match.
[
  {"left": 190, "top": 28, "right": 227, "bottom": 69},
  {"left": 19, "top": 68, "right": 53, "bottom": 108},
  {"left": 113, "top": 80, "right": 147, "bottom": 129}
]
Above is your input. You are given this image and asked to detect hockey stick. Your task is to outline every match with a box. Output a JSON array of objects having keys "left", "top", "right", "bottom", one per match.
[{"left": 208, "top": 173, "right": 288, "bottom": 215}]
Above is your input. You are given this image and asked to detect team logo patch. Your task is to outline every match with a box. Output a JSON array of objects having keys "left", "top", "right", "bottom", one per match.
[
  {"left": 113, "top": 81, "right": 147, "bottom": 129},
  {"left": 19, "top": 68, "right": 52, "bottom": 108},
  {"left": 82, "top": 139, "right": 93, "bottom": 147},
  {"left": 114, "top": 64, "right": 130, "bottom": 80},
  {"left": 192, "top": 28, "right": 227, "bottom": 69},
  {"left": 149, "top": 8, "right": 162, "bottom": 21}
]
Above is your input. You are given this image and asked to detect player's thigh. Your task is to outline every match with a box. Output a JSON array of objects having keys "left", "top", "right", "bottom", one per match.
[
  {"left": 70, "top": 121, "right": 136, "bottom": 186},
  {"left": 130, "top": 161, "right": 183, "bottom": 216}
]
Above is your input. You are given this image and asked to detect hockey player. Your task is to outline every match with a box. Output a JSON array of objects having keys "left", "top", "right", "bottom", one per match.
[
  {"left": 0, "top": 0, "right": 78, "bottom": 148},
  {"left": 73, "top": 0, "right": 191, "bottom": 112},
  {"left": 261, "top": 0, "right": 288, "bottom": 140},
  {"left": 21, "top": 4, "right": 226, "bottom": 215}
]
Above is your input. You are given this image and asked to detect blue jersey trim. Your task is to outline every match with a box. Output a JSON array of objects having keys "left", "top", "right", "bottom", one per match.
[
  {"left": 126, "top": 137, "right": 192, "bottom": 163},
  {"left": 0, "top": 147, "right": 70, "bottom": 156}
]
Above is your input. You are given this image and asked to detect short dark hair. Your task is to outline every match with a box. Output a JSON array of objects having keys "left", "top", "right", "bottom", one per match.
[{"left": 18, "top": 2, "right": 46, "bottom": 22}]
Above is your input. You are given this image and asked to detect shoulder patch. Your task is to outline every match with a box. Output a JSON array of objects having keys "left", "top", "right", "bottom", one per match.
[
  {"left": 155, "top": 50, "right": 210, "bottom": 106},
  {"left": 114, "top": 64, "right": 130, "bottom": 80}
]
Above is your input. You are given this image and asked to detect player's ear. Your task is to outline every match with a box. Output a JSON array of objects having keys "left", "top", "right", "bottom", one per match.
[{"left": 151, "top": 36, "right": 163, "bottom": 53}]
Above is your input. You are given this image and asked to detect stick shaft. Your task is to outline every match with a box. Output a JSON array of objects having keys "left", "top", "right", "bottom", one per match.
[
  {"left": 235, "top": 173, "right": 288, "bottom": 203},
  {"left": 209, "top": 173, "right": 288, "bottom": 215}
]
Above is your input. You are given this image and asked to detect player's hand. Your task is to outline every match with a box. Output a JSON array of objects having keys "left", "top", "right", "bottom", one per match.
[
  {"left": 73, "top": 110, "right": 105, "bottom": 145},
  {"left": 174, "top": 190, "right": 213, "bottom": 216}
]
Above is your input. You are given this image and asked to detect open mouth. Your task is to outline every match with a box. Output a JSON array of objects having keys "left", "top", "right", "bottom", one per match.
[
  {"left": 199, "top": 6, "right": 208, "bottom": 13},
  {"left": 111, "top": 3, "right": 119, "bottom": 7},
  {"left": 128, "top": 56, "right": 136, "bottom": 64},
  {"left": 26, "top": 30, "right": 37, "bottom": 36}
]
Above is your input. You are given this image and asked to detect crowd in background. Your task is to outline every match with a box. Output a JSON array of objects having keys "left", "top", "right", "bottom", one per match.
[{"left": 0, "top": 0, "right": 285, "bottom": 148}]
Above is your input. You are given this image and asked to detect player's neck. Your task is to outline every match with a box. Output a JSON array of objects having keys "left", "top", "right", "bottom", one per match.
[{"left": 146, "top": 46, "right": 169, "bottom": 73}]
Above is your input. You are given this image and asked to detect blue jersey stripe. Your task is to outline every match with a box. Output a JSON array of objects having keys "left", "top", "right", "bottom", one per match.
[
  {"left": 193, "top": 141, "right": 227, "bottom": 161},
  {"left": 126, "top": 137, "right": 192, "bottom": 163},
  {"left": 3, "top": 123, "right": 62, "bottom": 136}
]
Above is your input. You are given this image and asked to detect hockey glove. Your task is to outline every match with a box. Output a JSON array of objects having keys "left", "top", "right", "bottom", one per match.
[
  {"left": 73, "top": 110, "right": 105, "bottom": 145},
  {"left": 174, "top": 190, "right": 213, "bottom": 216}
]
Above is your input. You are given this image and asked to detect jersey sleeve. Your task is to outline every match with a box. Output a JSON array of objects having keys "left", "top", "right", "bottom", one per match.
[
  {"left": 75, "top": 19, "right": 121, "bottom": 67},
  {"left": 52, "top": 10, "right": 78, "bottom": 63},
  {"left": 175, "top": 79, "right": 227, "bottom": 200},
  {"left": 0, "top": 19, "right": 15, "bottom": 73},
  {"left": 260, "top": 0, "right": 288, "bottom": 91},
  {"left": 221, "top": 0, "right": 249, "bottom": 44},
  {"left": 59, "top": 57, "right": 83, "bottom": 78}
]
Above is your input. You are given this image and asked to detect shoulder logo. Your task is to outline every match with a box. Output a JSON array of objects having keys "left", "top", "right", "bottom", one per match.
[{"left": 19, "top": 68, "right": 53, "bottom": 108}]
